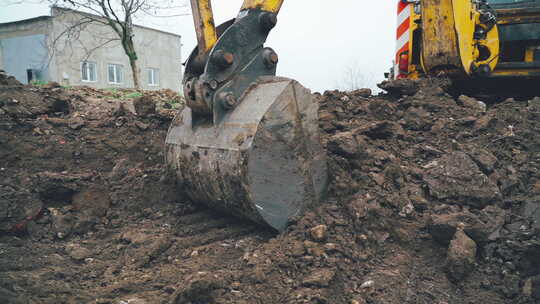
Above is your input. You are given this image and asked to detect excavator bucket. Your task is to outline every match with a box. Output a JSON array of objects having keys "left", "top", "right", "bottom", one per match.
[
  {"left": 166, "top": 0, "right": 327, "bottom": 231},
  {"left": 165, "top": 77, "right": 327, "bottom": 231}
]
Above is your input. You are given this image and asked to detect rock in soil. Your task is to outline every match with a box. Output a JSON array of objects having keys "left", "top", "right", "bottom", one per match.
[
  {"left": 428, "top": 205, "right": 506, "bottom": 245},
  {"left": 65, "top": 243, "right": 92, "bottom": 261},
  {"left": 446, "top": 227, "right": 477, "bottom": 282},
  {"left": 170, "top": 277, "right": 223, "bottom": 304},
  {"left": 302, "top": 269, "right": 336, "bottom": 287},
  {"left": 378, "top": 79, "right": 419, "bottom": 96},
  {"left": 350, "top": 88, "right": 372, "bottom": 98},
  {"left": 458, "top": 95, "right": 487, "bottom": 112},
  {"left": 523, "top": 276, "right": 540, "bottom": 299},
  {"left": 0, "top": 186, "right": 43, "bottom": 233},
  {"left": 310, "top": 224, "right": 328, "bottom": 241},
  {"left": 71, "top": 187, "right": 111, "bottom": 217},
  {"left": 424, "top": 152, "right": 502, "bottom": 208}
]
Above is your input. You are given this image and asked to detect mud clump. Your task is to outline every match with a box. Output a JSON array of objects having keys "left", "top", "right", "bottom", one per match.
[
  {"left": 2, "top": 72, "right": 540, "bottom": 304},
  {"left": 133, "top": 95, "right": 156, "bottom": 117}
]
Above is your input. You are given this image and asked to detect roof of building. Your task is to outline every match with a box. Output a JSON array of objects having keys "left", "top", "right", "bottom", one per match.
[
  {"left": 0, "top": 15, "right": 51, "bottom": 27},
  {"left": 0, "top": 6, "right": 181, "bottom": 38}
]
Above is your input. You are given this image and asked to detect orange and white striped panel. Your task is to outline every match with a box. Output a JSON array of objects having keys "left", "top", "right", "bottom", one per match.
[{"left": 396, "top": 0, "right": 412, "bottom": 79}]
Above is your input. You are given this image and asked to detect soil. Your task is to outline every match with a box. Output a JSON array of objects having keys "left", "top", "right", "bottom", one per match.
[{"left": 1, "top": 71, "right": 540, "bottom": 304}]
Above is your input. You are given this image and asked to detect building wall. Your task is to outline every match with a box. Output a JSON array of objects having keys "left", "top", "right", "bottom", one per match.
[
  {"left": 50, "top": 8, "right": 182, "bottom": 91},
  {"left": 0, "top": 18, "right": 52, "bottom": 84}
]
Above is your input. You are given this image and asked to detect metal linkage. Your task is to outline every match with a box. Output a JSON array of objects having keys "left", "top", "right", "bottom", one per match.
[{"left": 183, "top": 6, "right": 281, "bottom": 124}]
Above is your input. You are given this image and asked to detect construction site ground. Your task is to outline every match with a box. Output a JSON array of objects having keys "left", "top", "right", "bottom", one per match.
[{"left": 1, "top": 72, "right": 540, "bottom": 304}]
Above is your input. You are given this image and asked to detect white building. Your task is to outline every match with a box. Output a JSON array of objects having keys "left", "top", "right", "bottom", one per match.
[{"left": 0, "top": 6, "right": 183, "bottom": 91}]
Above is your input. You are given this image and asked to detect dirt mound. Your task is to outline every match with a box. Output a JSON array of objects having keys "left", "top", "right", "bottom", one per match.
[
  {"left": 0, "top": 70, "right": 23, "bottom": 87},
  {"left": 1, "top": 74, "right": 540, "bottom": 304}
]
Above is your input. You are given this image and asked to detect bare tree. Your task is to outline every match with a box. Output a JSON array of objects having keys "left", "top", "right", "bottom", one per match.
[
  {"left": 336, "top": 62, "right": 376, "bottom": 92},
  {"left": 47, "top": 0, "right": 188, "bottom": 88}
]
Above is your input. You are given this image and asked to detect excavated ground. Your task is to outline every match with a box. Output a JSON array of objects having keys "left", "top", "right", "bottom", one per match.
[{"left": 1, "top": 72, "right": 540, "bottom": 304}]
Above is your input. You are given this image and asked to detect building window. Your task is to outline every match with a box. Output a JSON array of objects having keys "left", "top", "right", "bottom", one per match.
[
  {"left": 81, "top": 61, "right": 97, "bottom": 82},
  {"left": 147, "top": 68, "right": 159, "bottom": 86},
  {"left": 108, "top": 64, "right": 123, "bottom": 84},
  {"left": 27, "top": 69, "right": 43, "bottom": 83}
]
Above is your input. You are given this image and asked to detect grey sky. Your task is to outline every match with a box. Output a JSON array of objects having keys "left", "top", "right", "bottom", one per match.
[{"left": 0, "top": 0, "right": 396, "bottom": 92}]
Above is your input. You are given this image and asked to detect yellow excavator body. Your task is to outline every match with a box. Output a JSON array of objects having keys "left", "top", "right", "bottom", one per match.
[
  {"left": 420, "top": 0, "right": 462, "bottom": 73},
  {"left": 397, "top": 0, "right": 539, "bottom": 80}
]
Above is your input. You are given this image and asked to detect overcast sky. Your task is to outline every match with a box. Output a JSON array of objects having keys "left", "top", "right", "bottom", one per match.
[{"left": 0, "top": 0, "right": 396, "bottom": 93}]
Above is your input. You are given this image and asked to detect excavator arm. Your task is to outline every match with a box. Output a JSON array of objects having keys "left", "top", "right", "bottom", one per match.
[
  {"left": 241, "top": 0, "right": 284, "bottom": 13},
  {"left": 165, "top": 0, "right": 327, "bottom": 231},
  {"left": 190, "top": 0, "right": 284, "bottom": 56},
  {"left": 190, "top": 0, "right": 218, "bottom": 55}
]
